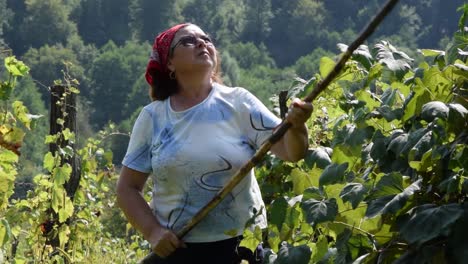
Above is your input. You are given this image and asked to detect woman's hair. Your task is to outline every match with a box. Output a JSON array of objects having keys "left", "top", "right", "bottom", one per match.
[{"left": 148, "top": 50, "right": 223, "bottom": 101}]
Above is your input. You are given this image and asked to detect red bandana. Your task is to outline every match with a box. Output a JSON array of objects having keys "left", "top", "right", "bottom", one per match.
[{"left": 145, "top": 23, "right": 188, "bottom": 86}]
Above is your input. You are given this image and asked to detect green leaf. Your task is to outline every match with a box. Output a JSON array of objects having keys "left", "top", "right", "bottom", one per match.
[
  {"left": 338, "top": 43, "right": 373, "bottom": 70},
  {"left": 291, "top": 168, "right": 315, "bottom": 195},
  {"left": 301, "top": 198, "right": 338, "bottom": 225},
  {"left": 419, "top": 49, "right": 445, "bottom": 58},
  {"left": 12, "top": 101, "right": 32, "bottom": 129},
  {"left": 240, "top": 226, "right": 263, "bottom": 251},
  {"left": 340, "top": 183, "right": 368, "bottom": 209},
  {"left": 400, "top": 203, "right": 463, "bottom": 245},
  {"left": 0, "top": 219, "right": 11, "bottom": 247},
  {"left": 447, "top": 209, "right": 468, "bottom": 264},
  {"left": 400, "top": 128, "right": 429, "bottom": 157},
  {"left": 368, "top": 172, "right": 404, "bottom": 199},
  {"left": 275, "top": 242, "right": 312, "bottom": 264},
  {"left": 43, "top": 152, "right": 55, "bottom": 172},
  {"left": 269, "top": 197, "right": 288, "bottom": 231},
  {"left": 304, "top": 147, "right": 332, "bottom": 169},
  {"left": 320, "top": 57, "right": 335, "bottom": 78},
  {"left": 387, "top": 131, "right": 408, "bottom": 156},
  {"left": 58, "top": 197, "right": 74, "bottom": 223},
  {"left": 53, "top": 164, "right": 72, "bottom": 187},
  {"left": 374, "top": 41, "right": 413, "bottom": 79},
  {"left": 4, "top": 57, "right": 30, "bottom": 77},
  {"left": 319, "top": 163, "right": 348, "bottom": 187},
  {"left": 447, "top": 103, "right": 468, "bottom": 134},
  {"left": 421, "top": 101, "right": 449, "bottom": 121}
]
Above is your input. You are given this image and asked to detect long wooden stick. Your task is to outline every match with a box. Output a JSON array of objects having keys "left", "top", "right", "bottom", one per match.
[{"left": 141, "top": 0, "right": 399, "bottom": 262}]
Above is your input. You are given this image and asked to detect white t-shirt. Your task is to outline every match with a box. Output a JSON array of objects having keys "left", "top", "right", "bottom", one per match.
[{"left": 122, "top": 82, "right": 282, "bottom": 242}]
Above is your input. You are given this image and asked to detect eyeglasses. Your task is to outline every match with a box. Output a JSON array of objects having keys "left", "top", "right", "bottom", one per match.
[{"left": 170, "top": 35, "right": 213, "bottom": 55}]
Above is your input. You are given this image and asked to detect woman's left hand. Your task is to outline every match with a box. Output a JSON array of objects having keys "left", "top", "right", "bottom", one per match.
[{"left": 285, "top": 98, "right": 313, "bottom": 128}]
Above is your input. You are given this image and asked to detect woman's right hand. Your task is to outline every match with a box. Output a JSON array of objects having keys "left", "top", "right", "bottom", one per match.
[{"left": 149, "top": 226, "right": 186, "bottom": 258}]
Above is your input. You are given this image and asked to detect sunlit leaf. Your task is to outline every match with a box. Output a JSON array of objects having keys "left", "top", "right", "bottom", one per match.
[
  {"left": 4, "top": 56, "right": 30, "bottom": 77},
  {"left": 53, "top": 164, "right": 72, "bottom": 187},
  {"left": 320, "top": 57, "right": 335, "bottom": 78},
  {"left": 43, "top": 152, "right": 55, "bottom": 172},
  {"left": 0, "top": 219, "right": 11, "bottom": 247},
  {"left": 421, "top": 101, "right": 449, "bottom": 121}
]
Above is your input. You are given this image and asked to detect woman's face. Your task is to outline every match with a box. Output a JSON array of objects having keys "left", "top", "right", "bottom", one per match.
[{"left": 167, "top": 25, "right": 217, "bottom": 76}]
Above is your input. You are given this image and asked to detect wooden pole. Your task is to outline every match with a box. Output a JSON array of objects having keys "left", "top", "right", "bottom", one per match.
[
  {"left": 50, "top": 85, "right": 81, "bottom": 199},
  {"left": 46, "top": 85, "right": 81, "bottom": 253},
  {"left": 141, "top": 0, "right": 400, "bottom": 262}
]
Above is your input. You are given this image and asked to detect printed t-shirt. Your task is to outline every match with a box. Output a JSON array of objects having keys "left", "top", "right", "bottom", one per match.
[{"left": 122, "top": 83, "right": 282, "bottom": 242}]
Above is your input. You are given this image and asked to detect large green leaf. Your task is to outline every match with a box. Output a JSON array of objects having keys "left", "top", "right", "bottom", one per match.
[
  {"left": 269, "top": 197, "right": 288, "bottom": 230},
  {"left": 421, "top": 101, "right": 449, "bottom": 121},
  {"left": 368, "top": 172, "right": 404, "bottom": 199},
  {"left": 275, "top": 242, "right": 312, "bottom": 264},
  {"left": 387, "top": 131, "right": 408, "bottom": 156},
  {"left": 319, "top": 163, "right": 348, "bottom": 187},
  {"left": 340, "top": 183, "right": 368, "bottom": 209},
  {"left": 400, "top": 128, "right": 429, "bottom": 157},
  {"left": 447, "top": 103, "right": 468, "bottom": 134},
  {"left": 0, "top": 219, "right": 11, "bottom": 247},
  {"left": 301, "top": 198, "right": 338, "bottom": 225},
  {"left": 400, "top": 203, "right": 464, "bottom": 245},
  {"left": 374, "top": 41, "right": 413, "bottom": 79},
  {"left": 304, "top": 147, "right": 332, "bottom": 169},
  {"left": 338, "top": 43, "right": 373, "bottom": 70},
  {"left": 447, "top": 208, "right": 468, "bottom": 264}
]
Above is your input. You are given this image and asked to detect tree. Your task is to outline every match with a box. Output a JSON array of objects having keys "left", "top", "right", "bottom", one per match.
[
  {"left": 0, "top": 0, "right": 13, "bottom": 46},
  {"left": 16, "top": 0, "right": 76, "bottom": 54},
  {"left": 241, "top": 0, "right": 273, "bottom": 44},
  {"left": 182, "top": 0, "right": 247, "bottom": 46},
  {"left": 224, "top": 42, "right": 275, "bottom": 69},
  {"left": 129, "top": 0, "right": 183, "bottom": 42},
  {"left": 292, "top": 48, "right": 334, "bottom": 80},
  {"left": 268, "top": 0, "right": 328, "bottom": 66},
  {"left": 88, "top": 41, "right": 148, "bottom": 128},
  {"left": 74, "top": 0, "right": 131, "bottom": 47}
]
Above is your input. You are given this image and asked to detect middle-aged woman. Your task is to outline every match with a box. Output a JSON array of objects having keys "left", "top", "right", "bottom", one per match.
[{"left": 116, "top": 23, "right": 313, "bottom": 264}]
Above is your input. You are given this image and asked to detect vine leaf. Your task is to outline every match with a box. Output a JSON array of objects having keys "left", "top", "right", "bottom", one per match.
[
  {"left": 304, "top": 147, "right": 332, "bottom": 169},
  {"left": 374, "top": 41, "right": 413, "bottom": 79},
  {"left": 421, "top": 101, "right": 449, "bottom": 121},
  {"left": 400, "top": 203, "right": 463, "bottom": 245},
  {"left": 338, "top": 43, "right": 373, "bottom": 70},
  {"left": 340, "top": 183, "right": 368, "bottom": 209},
  {"left": 319, "top": 163, "right": 348, "bottom": 187},
  {"left": 366, "top": 175, "right": 421, "bottom": 218},
  {"left": 301, "top": 198, "right": 338, "bottom": 225},
  {"left": 275, "top": 241, "right": 312, "bottom": 264},
  {"left": 269, "top": 197, "right": 288, "bottom": 231}
]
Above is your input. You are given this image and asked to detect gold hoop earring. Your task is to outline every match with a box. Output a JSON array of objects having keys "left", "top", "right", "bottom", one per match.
[{"left": 169, "top": 71, "right": 176, "bottom": 80}]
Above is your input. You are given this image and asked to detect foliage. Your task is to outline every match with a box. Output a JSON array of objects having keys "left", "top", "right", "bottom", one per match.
[
  {"left": 16, "top": 0, "right": 76, "bottom": 54},
  {"left": 73, "top": 0, "right": 131, "bottom": 47},
  {"left": 0, "top": 56, "right": 146, "bottom": 263},
  {"left": 243, "top": 38, "right": 468, "bottom": 263}
]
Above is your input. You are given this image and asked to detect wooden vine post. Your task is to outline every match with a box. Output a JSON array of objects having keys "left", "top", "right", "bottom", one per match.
[
  {"left": 47, "top": 85, "right": 81, "bottom": 250},
  {"left": 142, "top": 0, "right": 400, "bottom": 262}
]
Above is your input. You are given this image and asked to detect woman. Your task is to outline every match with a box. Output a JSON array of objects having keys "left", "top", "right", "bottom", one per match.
[{"left": 116, "top": 23, "right": 313, "bottom": 264}]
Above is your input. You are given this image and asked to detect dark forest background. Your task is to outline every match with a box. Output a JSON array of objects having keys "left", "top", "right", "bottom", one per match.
[{"left": 0, "top": 0, "right": 463, "bottom": 191}]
